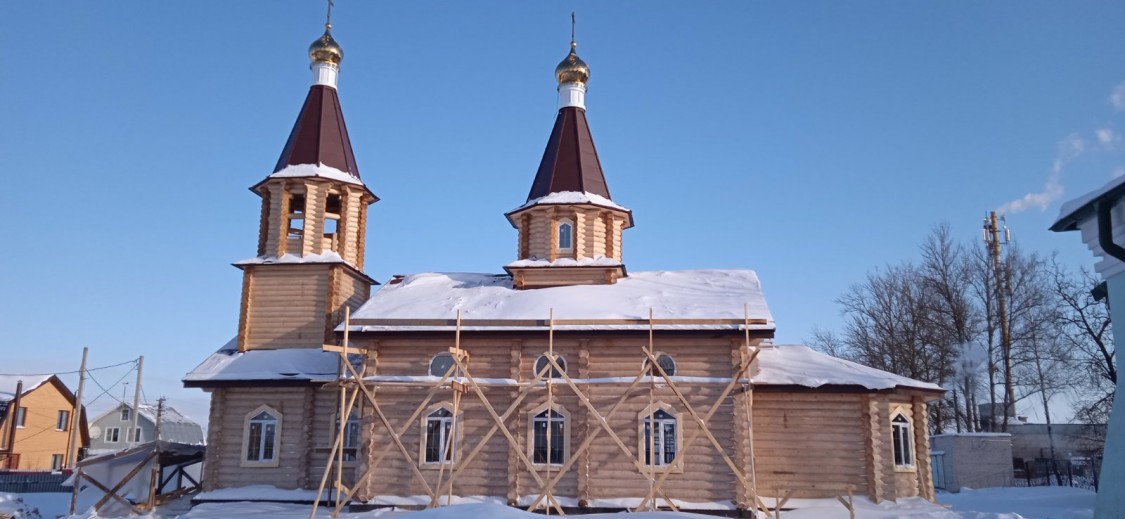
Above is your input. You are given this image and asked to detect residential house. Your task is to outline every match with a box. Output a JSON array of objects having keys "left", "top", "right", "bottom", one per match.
[
  {"left": 88, "top": 402, "right": 205, "bottom": 455},
  {"left": 0, "top": 375, "right": 88, "bottom": 470}
]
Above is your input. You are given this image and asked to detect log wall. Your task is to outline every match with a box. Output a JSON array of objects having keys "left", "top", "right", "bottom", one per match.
[
  {"left": 201, "top": 386, "right": 356, "bottom": 491},
  {"left": 255, "top": 179, "right": 372, "bottom": 266},
  {"left": 239, "top": 265, "right": 331, "bottom": 350},
  {"left": 351, "top": 334, "right": 760, "bottom": 506},
  {"left": 753, "top": 392, "right": 870, "bottom": 499},
  {"left": 513, "top": 205, "right": 626, "bottom": 263},
  {"left": 238, "top": 264, "right": 369, "bottom": 351},
  {"left": 199, "top": 340, "right": 939, "bottom": 507}
]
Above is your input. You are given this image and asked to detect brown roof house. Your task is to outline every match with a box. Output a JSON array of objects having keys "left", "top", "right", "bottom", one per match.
[
  {"left": 0, "top": 375, "right": 89, "bottom": 471},
  {"left": 184, "top": 21, "right": 945, "bottom": 514}
]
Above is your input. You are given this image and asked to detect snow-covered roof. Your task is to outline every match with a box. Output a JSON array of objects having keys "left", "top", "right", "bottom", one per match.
[
  {"left": 91, "top": 401, "right": 199, "bottom": 426},
  {"left": 347, "top": 269, "right": 774, "bottom": 332},
  {"left": 182, "top": 342, "right": 939, "bottom": 393},
  {"left": 267, "top": 163, "right": 364, "bottom": 186},
  {"left": 509, "top": 191, "right": 630, "bottom": 214},
  {"left": 752, "top": 345, "right": 943, "bottom": 392},
  {"left": 1051, "top": 174, "right": 1125, "bottom": 232},
  {"left": 183, "top": 338, "right": 342, "bottom": 385},
  {"left": 0, "top": 375, "right": 53, "bottom": 402},
  {"left": 233, "top": 251, "right": 347, "bottom": 266}
]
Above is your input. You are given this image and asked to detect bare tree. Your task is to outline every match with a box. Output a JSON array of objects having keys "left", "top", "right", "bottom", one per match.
[
  {"left": 1048, "top": 259, "right": 1115, "bottom": 426},
  {"left": 919, "top": 224, "right": 982, "bottom": 432},
  {"left": 967, "top": 244, "right": 1003, "bottom": 431},
  {"left": 1015, "top": 330, "right": 1077, "bottom": 473},
  {"left": 833, "top": 228, "right": 970, "bottom": 433}
]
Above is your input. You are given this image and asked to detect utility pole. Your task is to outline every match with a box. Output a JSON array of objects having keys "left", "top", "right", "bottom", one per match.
[
  {"left": 4, "top": 381, "right": 23, "bottom": 469},
  {"left": 983, "top": 211, "right": 1014, "bottom": 431},
  {"left": 129, "top": 356, "right": 144, "bottom": 447},
  {"left": 154, "top": 397, "right": 166, "bottom": 442},
  {"left": 67, "top": 347, "right": 88, "bottom": 468}
]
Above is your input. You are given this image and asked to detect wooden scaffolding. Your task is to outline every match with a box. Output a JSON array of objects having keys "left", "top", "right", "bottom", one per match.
[{"left": 311, "top": 307, "right": 768, "bottom": 518}]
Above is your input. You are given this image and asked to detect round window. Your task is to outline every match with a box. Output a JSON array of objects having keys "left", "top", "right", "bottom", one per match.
[
  {"left": 644, "top": 353, "right": 676, "bottom": 376},
  {"left": 429, "top": 353, "right": 455, "bottom": 377},
  {"left": 534, "top": 355, "right": 567, "bottom": 379}
]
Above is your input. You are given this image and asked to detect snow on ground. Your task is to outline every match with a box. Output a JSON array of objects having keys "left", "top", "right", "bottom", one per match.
[
  {"left": 2, "top": 492, "right": 71, "bottom": 518},
  {"left": 937, "top": 487, "right": 1095, "bottom": 519},
  {"left": 3, "top": 486, "right": 1097, "bottom": 519}
]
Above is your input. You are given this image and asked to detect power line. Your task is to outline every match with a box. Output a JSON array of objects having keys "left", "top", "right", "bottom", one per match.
[
  {"left": 0, "top": 359, "right": 138, "bottom": 377},
  {"left": 85, "top": 364, "right": 138, "bottom": 407}
]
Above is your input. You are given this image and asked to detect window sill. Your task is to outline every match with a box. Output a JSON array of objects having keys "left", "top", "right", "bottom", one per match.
[
  {"left": 894, "top": 464, "right": 916, "bottom": 473},
  {"left": 420, "top": 462, "right": 457, "bottom": 471},
  {"left": 240, "top": 460, "right": 281, "bottom": 468},
  {"left": 643, "top": 463, "right": 684, "bottom": 474}
]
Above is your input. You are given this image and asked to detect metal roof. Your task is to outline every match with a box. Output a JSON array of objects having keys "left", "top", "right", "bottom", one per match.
[
  {"left": 273, "top": 85, "right": 360, "bottom": 179},
  {"left": 527, "top": 107, "right": 611, "bottom": 201}
]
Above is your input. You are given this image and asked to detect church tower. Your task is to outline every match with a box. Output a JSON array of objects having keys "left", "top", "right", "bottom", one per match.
[
  {"left": 235, "top": 22, "right": 377, "bottom": 351},
  {"left": 504, "top": 28, "right": 634, "bottom": 289}
]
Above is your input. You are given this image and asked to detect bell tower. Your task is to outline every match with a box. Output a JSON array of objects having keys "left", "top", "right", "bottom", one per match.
[
  {"left": 235, "top": 20, "right": 378, "bottom": 351},
  {"left": 504, "top": 24, "right": 634, "bottom": 289}
]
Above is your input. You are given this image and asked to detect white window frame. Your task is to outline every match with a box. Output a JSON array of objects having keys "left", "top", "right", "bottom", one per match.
[
  {"left": 527, "top": 404, "right": 569, "bottom": 467},
  {"left": 56, "top": 410, "right": 70, "bottom": 432},
  {"left": 105, "top": 427, "right": 121, "bottom": 443},
  {"left": 639, "top": 403, "right": 682, "bottom": 472},
  {"left": 533, "top": 354, "right": 567, "bottom": 380},
  {"left": 891, "top": 408, "right": 915, "bottom": 470},
  {"left": 130, "top": 427, "right": 143, "bottom": 443},
  {"left": 420, "top": 404, "right": 459, "bottom": 468},
  {"left": 121, "top": 408, "right": 130, "bottom": 422},
  {"left": 14, "top": 407, "right": 26, "bottom": 428},
  {"left": 241, "top": 405, "right": 282, "bottom": 468},
  {"left": 51, "top": 454, "right": 64, "bottom": 471},
  {"left": 556, "top": 218, "right": 574, "bottom": 253}
]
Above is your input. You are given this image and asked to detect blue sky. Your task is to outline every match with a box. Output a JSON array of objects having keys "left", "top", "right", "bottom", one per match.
[{"left": 2, "top": 2, "right": 1124, "bottom": 425}]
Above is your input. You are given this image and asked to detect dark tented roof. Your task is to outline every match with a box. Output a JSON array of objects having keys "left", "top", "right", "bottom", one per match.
[
  {"left": 273, "top": 85, "right": 360, "bottom": 178},
  {"left": 527, "top": 107, "right": 611, "bottom": 201}
]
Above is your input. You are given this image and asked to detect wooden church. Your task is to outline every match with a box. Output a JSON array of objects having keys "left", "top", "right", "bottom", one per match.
[{"left": 185, "top": 17, "right": 944, "bottom": 515}]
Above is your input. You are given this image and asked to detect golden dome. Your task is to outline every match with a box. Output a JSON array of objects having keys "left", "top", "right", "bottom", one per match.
[
  {"left": 555, "top": 43, "right": 589, "bottom": 86},
  {"left": 309, "top": 28, "right": 343, "bottom": 65}
]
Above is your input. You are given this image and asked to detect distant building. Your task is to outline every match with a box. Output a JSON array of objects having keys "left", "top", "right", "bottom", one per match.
[
  {"left": 976, "top": 403, "right": 1023, "bottom": 432},
  {"left": 88, "top": 402, "right": 204, "bottom": 455},
  {"left": 1008, "top": 422, "right": 1106, "bottom": 466},
  {"left": 930, "top": 433, "right": 1013, "bottom": 491},
  {"left": 0, "top": 375, "right": 88, "bottom": 470}
]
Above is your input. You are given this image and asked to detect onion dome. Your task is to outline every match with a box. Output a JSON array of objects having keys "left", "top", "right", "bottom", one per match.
[
  {"left": 555, "top": 43, "right": 589, "bottom": 85},
  {"left": 309, "top": 27, "right": 343, "bottom": 65}
]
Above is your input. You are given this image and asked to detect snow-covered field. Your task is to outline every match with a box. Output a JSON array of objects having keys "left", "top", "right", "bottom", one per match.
[{"left": 0, "top": 487, "right": 1095, "bottom": 519}]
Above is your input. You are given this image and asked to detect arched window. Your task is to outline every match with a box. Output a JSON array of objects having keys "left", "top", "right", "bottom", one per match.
[
  {"left": 892, "top": 412, "right": 914, "bottom": 467},
  {"left": 534, "top": 355, "right": 567, "bottom": 379},
  {"left": 423, "top": 407, "right": 455, "bottom": 464},
  {"left": 642, "top": 408, "right": 678, "bottom": 467},
  {"left": 429, "top": 353, "right": 455, "bottom": 377},
  {"left": 557, "top": 219, "right": 574, "bottom": 252},
  {"left": 644, "top": 353, "right": 677, "bottom": 377},
  {"left": 335, "top": 409, "right": 361, "bottom": 462},
  {"left": 243, "top": 406, "right": 281, "bottom": 466},
  {"left": 531, "top": 408, "right": 567, "bottom": 465}
]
